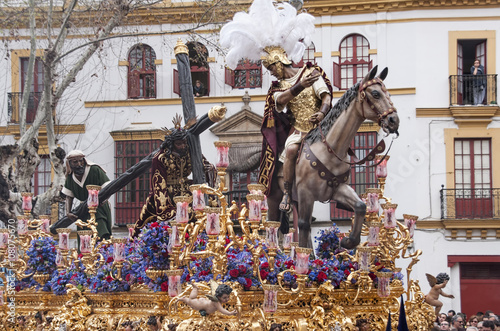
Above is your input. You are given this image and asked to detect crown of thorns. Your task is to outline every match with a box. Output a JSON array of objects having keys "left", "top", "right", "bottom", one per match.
[{"left": 161, "top": 114, "right": 197, "bottom": 135}]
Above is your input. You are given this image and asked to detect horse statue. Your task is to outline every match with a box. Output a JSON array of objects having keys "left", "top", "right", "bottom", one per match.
[{"left": 266, "top": 66, "right": 400, "bottom": 249}]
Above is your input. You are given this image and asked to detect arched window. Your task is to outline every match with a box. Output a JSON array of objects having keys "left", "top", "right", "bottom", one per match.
[
  {"left": 128, "top": 44, "right": 156, "bottom": 99},
  {"left": 292, "top": 42, "right": 316, "bottom": 68},
  {"left": 333, "top": 34, "right": 371, "bottom": 90},
  {"left": 225, "top": 59, "right": 262, "bottom": 89}
]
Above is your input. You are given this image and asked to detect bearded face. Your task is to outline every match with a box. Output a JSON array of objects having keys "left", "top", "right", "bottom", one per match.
[
  {"left": 172, "top": 139, "right": 188, "bottom": 157},
  {"left": 69, "top": 157, "right": 86, "bottom": 176}
]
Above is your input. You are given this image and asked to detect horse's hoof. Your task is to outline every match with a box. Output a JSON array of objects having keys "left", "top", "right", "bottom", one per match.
[{"left": 340, "top": 237, "right": 360, "bottom": 250}]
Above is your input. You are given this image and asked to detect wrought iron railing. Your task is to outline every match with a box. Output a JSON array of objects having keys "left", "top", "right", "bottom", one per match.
[
  {"left": 7, "top": 91, "right": 42, "bottom": 123},
  {"left": 440, "top": 185, "right": 500, "bottom": 219},
  {"left": 449, "top": 74, "right": 497, "bottom": 106}
]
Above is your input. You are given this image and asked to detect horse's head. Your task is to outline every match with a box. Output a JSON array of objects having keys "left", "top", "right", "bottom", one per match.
[{"left": 358, "top": 66, "right": 399, "bottom": 136}]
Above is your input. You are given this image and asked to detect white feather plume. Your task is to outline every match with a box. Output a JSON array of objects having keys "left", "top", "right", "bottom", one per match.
[{"left": 220, "top": 0, "right": 315, "bottom": 69}]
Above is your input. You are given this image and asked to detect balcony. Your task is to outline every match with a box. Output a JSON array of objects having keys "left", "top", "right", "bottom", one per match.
[
  {"left": 449, "top": 74, "right": 497, "bottom": 106},
  {"left": 440, "top": 186, "right": 500, "bottom": 220},
  {"left": 8, "top": 92, "right": 42, "bottom": 124}
]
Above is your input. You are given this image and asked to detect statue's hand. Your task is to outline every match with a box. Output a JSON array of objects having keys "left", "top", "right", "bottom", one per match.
[{"left": 309, "top": 112, "right": 325, "bottom": 124}]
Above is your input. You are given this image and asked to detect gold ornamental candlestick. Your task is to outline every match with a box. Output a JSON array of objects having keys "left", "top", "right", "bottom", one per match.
[
  {"left": 265, "top": 221, "right": 280, "bottom": 273},
  {"left": 214, "top": 141, "right": 231, "bottom": 192},
  {"left": 21, "top": 192, "right": 33, "bottom": 218},
  {"left": 375, "top": 155, "right": 390, "bottom": 196},
  {"left": 110, "top": 238, "right": 127, "bottom": 281}
]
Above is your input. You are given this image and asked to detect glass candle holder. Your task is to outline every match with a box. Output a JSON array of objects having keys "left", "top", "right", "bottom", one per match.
[
  {"left": 375, "top": 155, "right": 390, "bottom": 179},
  {"left": 365, "top": 188, "right": 381, "bottom": 213},
  {"left": 357, "top": 246, "right": 373, "bottom": 272},
  {"left": 290, "top": 242, "right": 299, "bottom": 260},
  {"left": 214, "top": 141, "right": 231, "bottom": 168},
  {"left": 0, "top": 229, "right": 8, "bottom": 248},
  {"left": 205, "top": 207, "right": 221, "bottom": 235},
  {"left": 21, "top": 192, "right": 33, "bottom": 212},
  {"left": 174, "top": 196, "right": 192, "bottom": 223},
  {"left": 57, "top": 228, "right": 71, "bottom": 250},
  {"left": 265, "top": 222, "right": 280, "bottom": 249},
  {"left": 171, "top": 223, "right": 181, "bottom": 247},
  {"left": 190, "top": 185, "right": 206, "bottom": 211},
  {"left": 166, "top": 227, "right": 173, "bottom": 254},
  {"left": 55, "top": 248, "right": 64, "bottom": 267},
  {"left": 367, "top": 221, "right": 382, "bottom": 247},
  {"left": 376, "top": 271, "right": 393, "bottom": 297},
  {"left": 282, "top": 229, "right": 295, "bottom": 249},
  {"left": 16, "top": 215, "right": 28, "bottom": 235},
  {"left": 246, "top": 194, "right": 263, "bottom": 222},
  {"left": 166, "top": 270, "right": 183, "bottom": 297},
  {"left": 262, "top": 284, "right": 279, "bottom": 313},
  {"left": 86, "top": 185, "right": 101, "bottom": 208},
  {"left": 403, "top": 214, "right": 418, "bottom": 238},
  {"left": 39, "top": 215, "right": 51, "bottom": 234},
  {"left": 295, "top": 247, "right": 312, "bottom": 275},
  {"left": 112, "top": 238, "right": 127, "bottom": 262},
  {"left": 382, "top": 203, "right": 398, "bottom": 229},
  {"left": 78, "top": 230, "right": 93, "bottom": 254}
]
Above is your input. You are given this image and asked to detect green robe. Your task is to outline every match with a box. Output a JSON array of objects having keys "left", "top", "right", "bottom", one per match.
[{"left": 62, "top": 164, "right": 112, "bottom": 238}]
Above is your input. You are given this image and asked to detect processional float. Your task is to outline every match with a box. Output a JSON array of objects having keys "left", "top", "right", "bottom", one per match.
[{"left": 0, "top": 141, "right": 434, "bottom": 330}]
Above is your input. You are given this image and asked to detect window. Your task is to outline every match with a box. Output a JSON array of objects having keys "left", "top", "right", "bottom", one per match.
[
  {"left": 9, "top": 57, "right": 44, "bottom": 123},
  {"left": 115, "top": 140, "right": 161, "bottom": 225},
  {"left": 454, "top": 138, "right": 492, "bottom": 218},
  {"left": 128, "top": 44, "right": 156, "bottom": 99},
  {"left": 333, "top": 34, "right": 371, "bottom": 90},
  {"left": 330, "top": 131, "right": 378, "bottom": 219},
  {"left": 32, "top": 155, "right": 52, "bottom": 215},
  {"left": 225, "top": 59, "right": 262, "bottom": 89},
  {"left": 226, "top": 170, "right": 259, "bottom": 219},
  {"left": 292, "top": 42, "right": 316, "bottom": 68}
]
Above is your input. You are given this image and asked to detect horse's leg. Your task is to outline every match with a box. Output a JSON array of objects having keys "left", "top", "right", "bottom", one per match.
[
  {"left": 332, "top": 184, "right": 366, "bottom": 249},
  {"left": 297, "top": 191, "right": 314, "bottom": 248}
]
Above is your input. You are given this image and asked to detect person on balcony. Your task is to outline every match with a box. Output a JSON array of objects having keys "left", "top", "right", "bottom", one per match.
[
  {"left": 193, "top": 80, "right": 206, "bottom": 97},
  {"left": 471, "top": 59, "right": 486, "bottom": 105}
]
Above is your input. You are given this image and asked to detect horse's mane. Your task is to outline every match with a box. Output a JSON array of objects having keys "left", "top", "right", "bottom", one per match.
[{"left": 305, "top": 82, "right": 360, "bottom": 144}]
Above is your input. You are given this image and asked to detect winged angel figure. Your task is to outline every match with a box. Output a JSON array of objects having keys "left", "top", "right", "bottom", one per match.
[
  {"left": 424, "top": 273, "right": 455, "bottom": 315},
  {"left": 179, "top": 280, "right": 237, "bottom": 316}
]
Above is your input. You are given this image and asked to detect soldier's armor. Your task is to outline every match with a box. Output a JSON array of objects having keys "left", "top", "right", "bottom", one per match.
[{"left": 279, "top": 67, "right": 322, "bottom": 133}]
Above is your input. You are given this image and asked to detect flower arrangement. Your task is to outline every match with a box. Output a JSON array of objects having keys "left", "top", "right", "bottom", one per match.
[
  {"left": 48, "top": 262, "right": 88, "bottom": 295},
  {"left": 224, "top": 246, "right": 258, "bottom": 289},
  {"left": 87, "top": 244, "right": 132, "bottom": 293},
  {"left": 314, "top": 225, "right": 344, "bottom": 259},
  {"left": 26, "top": 236, "right": 58, "bottom": 274},
  {"left": 138, "top": 221, "right": 170, "bottom": 270},
  {"left": 258, "top": 250, "right": 295, "bottom": 286}
]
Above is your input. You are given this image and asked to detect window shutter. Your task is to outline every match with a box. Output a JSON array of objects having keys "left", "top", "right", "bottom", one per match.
[
  {"left": 333, "top": 62, "right": 341, "bottom": 89},
  {"left": 128, "top": 70, "right": 141, "bottom": 99},
  {"left": 225, "top": 67, "right": 235, "bottom": 87},
  {"left": 173, "top": 68, "right": 180, "bottom": 96}
]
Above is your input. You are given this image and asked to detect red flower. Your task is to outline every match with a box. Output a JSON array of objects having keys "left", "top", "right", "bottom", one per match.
[
  {"left": 261, "top": 262, "right": 269, "bottom": 269},
  {"left": 70, "top": 274, "right": 77, "bottom": 280},
  {"left": 125, "top": 274, "right": 131, "bottom": 281},
  {"left": 200, "top": 270, "right": 209, "bottom": 276},
  {"left": 348, "top": 263, "right": 354, "bottom": 269},
  {"left": 138, "top": 277, "right": 143, "bottom": 283},
  {"left": 285, "top": 260, "right": 294, "bottom": 269},
  {"left": 152, "top": 244, "right": 158, "bottom": 251},
  {"left": 229, "top": 269, "right": 239, "bottom": 278},
  {"left": 344, "top": 270, "right": 350, "bottom": 276},
  {"left": 185, "top": 274, "right": 190, "bottom": 282},
  {"left": 260, "top": 270, "right": 269, "bottom": 280},
  {"left": 185, "top": 232, "right": 190, "bottom": 240},
  {"left": 107, "top": 257, "right": 114, "bottom": 263},
  {"left": 333, "top": 267, "right": 338, "bottom": 272},
  {"left": 313, "top": 259, "right": 323, "bottom": 266},
  {"left": 238, "top": 265, "right": 247, "bottom": 274},
  {"left": 317, "top": 271, "right": 327, "bottom": 282},
  {"left": 245, "top": 278, "right": 252, "bottom": 288},
  {"left": 163, "top": 226, "right": 169, "bottom": 231},
  {"left": 78, "top": 254, "right": 83, "bottom": 259},
  {"left": 162, "top": 252, "right": 169, "bottom": 257},
  {"left": 151, "top": 222, "right": 159, "bottom": 228},
  {"left": 161, "top": 281, "right": 169, "bottom": 292},
  {"left": 106, "top": 275, "right": 113, "bottom": 283},
  {"left": 225, "top": 238, "right": 230, "bottom": 244}
]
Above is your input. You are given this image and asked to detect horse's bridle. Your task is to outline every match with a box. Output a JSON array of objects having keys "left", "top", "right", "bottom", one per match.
[{"left": 358, "top": 77, "right": 397, "bottom": 125}]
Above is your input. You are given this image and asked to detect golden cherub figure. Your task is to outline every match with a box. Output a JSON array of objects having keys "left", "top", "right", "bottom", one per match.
[
  {"left": 179, "top": 280, "right": 237, "bottom": 316},
  {"left": 424, "top": 273, "right": 455, "bottom": 315}
]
